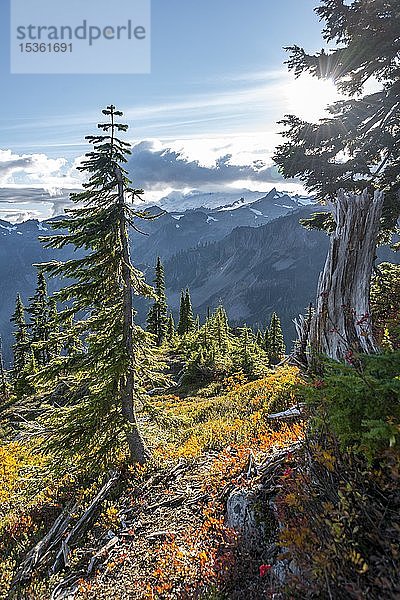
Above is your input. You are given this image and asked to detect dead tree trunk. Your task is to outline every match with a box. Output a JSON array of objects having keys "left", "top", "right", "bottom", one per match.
[
  {"left": 308, "top": 189, "right": 384, "bottom": 363},
  {"left": 115, "top": 165, "right": 149, "bottom": 465}
]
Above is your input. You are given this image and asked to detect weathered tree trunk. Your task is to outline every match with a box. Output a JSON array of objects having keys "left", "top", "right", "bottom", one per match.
[
  {"left": 308, "top": 189, "right": 384, "bottom": 362},
  {"left": 115, "top": 165, "right": 149, "bottom": 464}
]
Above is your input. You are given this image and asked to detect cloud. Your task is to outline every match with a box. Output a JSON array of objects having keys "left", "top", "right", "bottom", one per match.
[
  {"left": 0, "top": 136, "right": 300, "bottom": 222},
  {"left": 0, "top": 187, "right": 78, "bottom": 222},
  {"left": 127, "top": 140, "right": 290, "bottom": 191},
  {"left": 0, "top": 149, "right": 84, "bottom": 191}
]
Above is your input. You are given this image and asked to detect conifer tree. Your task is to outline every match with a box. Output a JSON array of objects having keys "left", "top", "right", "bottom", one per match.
[
  {"left": 166, "top": 313, "right": 175, "bottom": 343},
  {"left": 36, "top": 105, "right": 158, "bottom": 467},
  {"left": 10, "top": 294, "right": 30, "bottom": 380},
  {"left": 274, "top": 0, "right": 400, "bottom": 235},
  {"left": 212, "top": 305, "right": 230, "bottom": 353},
  {"left": 268, "top": 312, "right": 286, "bottom": 365},
  {"left": 10, "top": 294, "right": 35, "bottom": 396},
  {"left": 256, "top": 329, "right": 263, "bottom": 347},
  {"left": 177, "top": 291, "right": 187, "bottom": 336},
  {"left": 146, "top": 257, "right": 168, "bottom": 346},
  {"left": 28, "top": 271, "right": 50, "bottom": 366},
  {"left": 184, "top": 289, "right": 195, "bottom": 333},
  {"left": 177, "top": 288, "right": 195, "bottom": 335}
]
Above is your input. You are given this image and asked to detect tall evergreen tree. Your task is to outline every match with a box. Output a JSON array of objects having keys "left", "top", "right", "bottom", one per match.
[
  {"left": 10, "top": 294, "right": 35, "bottom": 396},
  {"left": 28, "top": 271, "right": 50, "bottom": 366},
  {"left": 177, "top": 291, "right": 187, "bottom": 336},
  {"left": 36, "top": 105, "right": 158, "bottom": 467},
  {"left": 146, "top": 257, "right": 168, "bottom": 346},
  {"left": 177, "top": 288, "right": 195, "bottom": 335},
  {"left": 256, "top": 329, "right": 263, "bottom": 347},
  {"left": 166, "top": 313, "right": 175, "bottom": 343},
  {"left": 268, "top": 312, "right": 286, "bottom": 365},
  {"left": 274, "top": 0, "right": 400, "bottom": 236},
  {"left": 184, "top": 289, "right": 195, "bottom": 333},
  {"left": 10, "top": 294, "right": 30, "bottom": 380},
  {"left": 212, "top": 305, "right": 230, "bottom": 353}
]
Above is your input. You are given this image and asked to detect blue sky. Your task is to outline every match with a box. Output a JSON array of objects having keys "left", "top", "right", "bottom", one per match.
[{"left": 0, "top": 0, "right": 340, "bottom": 220}]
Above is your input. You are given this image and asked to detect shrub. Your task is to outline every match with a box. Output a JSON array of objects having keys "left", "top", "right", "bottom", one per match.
[{"left": 303, "top": 352, "right": 400, "bottom": 460}]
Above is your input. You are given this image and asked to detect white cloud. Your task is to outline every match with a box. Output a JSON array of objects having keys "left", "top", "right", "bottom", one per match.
[{"left": 0, "top": 149, "right": 83, "bottom": 192}]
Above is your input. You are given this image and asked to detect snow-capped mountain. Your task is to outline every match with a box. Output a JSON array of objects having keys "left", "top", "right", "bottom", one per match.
[
  {"left": 146, "top": 187, "right": 314, "bottom": 212},
  {"left": 0, "top": 188, "right": 316, "bottom": 363}
]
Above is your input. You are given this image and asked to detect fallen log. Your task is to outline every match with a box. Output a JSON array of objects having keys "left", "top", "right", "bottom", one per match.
[
  {"left": 51, "top": 471, "right": 119, "bottom": 573},
  {"left": 12, "top": 502, "right": 78, "bottom": 586},
  {"left": 267, "top": 406, "right": 303, "bottom": 421},
  {"left": 11, "top": 471, "right": 119, "bottom": 590},
  {"left": 86, "top": 535, "right": 120, "bottom": 575}
]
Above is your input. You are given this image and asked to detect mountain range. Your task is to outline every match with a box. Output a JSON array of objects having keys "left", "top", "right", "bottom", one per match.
[{"left": 0, "top": 188, "right": 397, "bottom": 365}]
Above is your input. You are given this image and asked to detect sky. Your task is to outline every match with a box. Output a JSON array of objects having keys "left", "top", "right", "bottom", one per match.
[{"left": 0, "top": 0, "right": 341, "bottom": 221}]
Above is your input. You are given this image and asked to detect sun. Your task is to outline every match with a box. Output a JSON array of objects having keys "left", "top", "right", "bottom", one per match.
[{"left": 284, "top": 74, "right": 343, "bottom": 122}]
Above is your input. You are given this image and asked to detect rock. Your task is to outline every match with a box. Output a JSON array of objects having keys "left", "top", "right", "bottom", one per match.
[{"left": 226, "top": 485, "right": 270, "bottom": 548}]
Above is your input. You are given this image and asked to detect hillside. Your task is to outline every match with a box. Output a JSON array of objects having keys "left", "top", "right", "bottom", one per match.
[
  {"left": 164, "top": 209, "right": 399, "bottom": 343},
  {"left": 0, "top": 190, "right": 306, "bottom": 363},
  {"left": 0, "top": 201, "right": 398, "bottom": 365}
]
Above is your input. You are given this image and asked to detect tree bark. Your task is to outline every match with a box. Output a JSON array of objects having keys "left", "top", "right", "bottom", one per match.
[
  {"left": 308, "top": 189, "right": 384, "bottom": 363},
  {"left": 115, "top": 165, "right": 149, "bottom": 464}
]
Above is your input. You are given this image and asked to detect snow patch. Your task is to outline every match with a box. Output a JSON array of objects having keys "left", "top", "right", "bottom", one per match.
[
  {"left": 37, "top": 222, "right": 48, "bottom": 231},
  {"left": 0, "top": 224, "right": 17, "bottom": 233},
  {"left": 249, "top": 208, "right": 263, "bottom": 216},
  {"left": 207, "top": 216, "right": 218, "bottom": 223},
  {"left": 172, "top": 214, "right": 184, "bottom": 220}
]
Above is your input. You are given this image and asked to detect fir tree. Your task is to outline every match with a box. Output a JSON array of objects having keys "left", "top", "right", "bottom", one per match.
[
  {"left": 10, "top": 294, "right": 35, "bottom": 396},
  {"left": 36, "top": 105, "right": 158, "bottom": 467},
  {"left": 274, "top": 0, "right": 400, "bottom": 237},
  {"left": 28, "top": 271, "right": 50, "bottom": 366},
  {"left": 177, "top": 288, "right": 195, "bottom": 335},
  {"left": 147, "top": 257, "right": 168, "bottom": 346},
  {"left": 10, "top": 294, "right": 30, "bottom": 380},
  {"left": 212, "top": 305, "right": 230, "bottom": 353},
  {"left": 268, "top": 312, "right": 286, "bottom": 365},
  {"left": 184, "top": 289, "right": 195, "bottom": 333},
  {"left": 177, "top": 291, "right": 187, "bottom": 336},
  {"left": 166, "top": 313, "right": 175, "bottom": 343}
]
